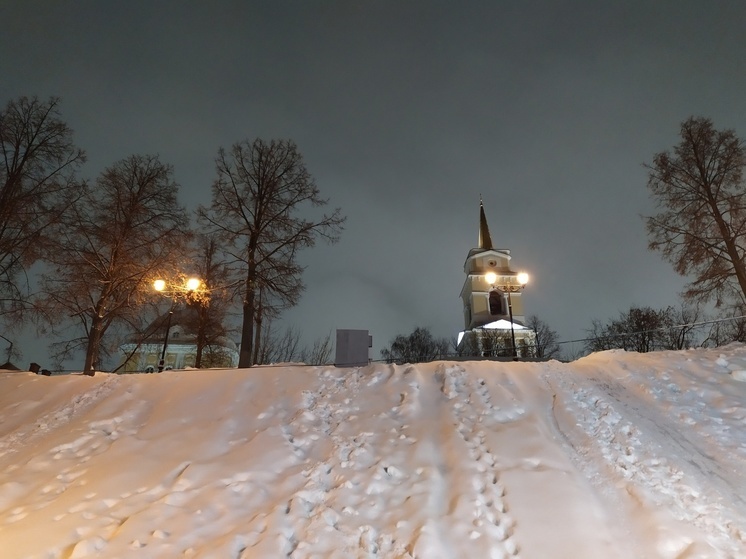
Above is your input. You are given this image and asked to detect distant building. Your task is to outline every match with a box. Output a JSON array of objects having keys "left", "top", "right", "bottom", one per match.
[
  {"left": 119, "top": 308, "right": 238, "bottom": 372},
  {"left": 457, "top": 200, "right": 536, "bottom": 358}
]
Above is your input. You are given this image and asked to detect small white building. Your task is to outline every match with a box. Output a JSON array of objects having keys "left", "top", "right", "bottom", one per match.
[{"left": 120, "top": 309, "right": 238, "bottom": 372}]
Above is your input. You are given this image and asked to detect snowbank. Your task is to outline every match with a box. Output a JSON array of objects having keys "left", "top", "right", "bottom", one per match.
[{"left": 1, "top": 345, "right": 745, "bottom": 558}]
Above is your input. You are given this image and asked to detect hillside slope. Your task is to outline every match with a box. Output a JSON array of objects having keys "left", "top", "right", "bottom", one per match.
[{"left": 1, "top": 346, "right": 745, "bottom": 558}]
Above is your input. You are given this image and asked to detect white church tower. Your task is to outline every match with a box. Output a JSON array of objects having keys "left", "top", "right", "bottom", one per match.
[{"left": 457, "top": 199, "right": 536, "bottom": 358}]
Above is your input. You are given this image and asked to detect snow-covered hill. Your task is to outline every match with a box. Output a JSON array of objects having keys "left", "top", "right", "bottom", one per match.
[{"left": 1, "top": 346, "right": 745, "bottom": 558}]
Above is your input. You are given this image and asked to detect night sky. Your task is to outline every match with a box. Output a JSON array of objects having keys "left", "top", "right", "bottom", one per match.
[{"left": 2, "top": 1, "right": 746, "bottom": 364}]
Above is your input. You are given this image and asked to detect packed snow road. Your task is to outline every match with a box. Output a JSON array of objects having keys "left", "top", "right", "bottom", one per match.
[{"left": 0, "top": 346, "right": 745, "bottom": 558}]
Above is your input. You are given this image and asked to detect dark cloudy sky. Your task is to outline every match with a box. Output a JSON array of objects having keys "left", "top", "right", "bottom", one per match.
[{"left": 3, "top": 1, "right": 746, "bottom": 363}]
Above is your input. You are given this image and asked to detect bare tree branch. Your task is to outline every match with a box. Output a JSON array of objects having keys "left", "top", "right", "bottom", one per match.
[
  {"left": 198, "top": 138, "right": 345, "bottom": 367},
  {"left": 36, "top": 154, "right": 190, "bottom": 374},
  {"left": 0, "top": 96, "right": 85, "bottom": 319},
  {"left": 645, "top": 117, "right": 746, "bottom": 308}
]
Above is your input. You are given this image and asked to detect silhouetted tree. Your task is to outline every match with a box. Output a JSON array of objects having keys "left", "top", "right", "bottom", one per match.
[
  {"left": 38, "top": 154, "right": 190, "bottom": 374},
  {"left": 252, "top": 320, "right": 333, "bottom": 365},
  {"left": 381, "top": 327, "right": 450, "bottom": 364},
  {"left": 704, "top": 306, "right": 746, "bottom": 347},
  {"left": 585, "top": 305, "right": 701, "bottom": 354},
  {"left": 251, "top": 285, "right": 293, "bottom": 365},
  {"left": 646, "top": 117, "right": 746, "bottom": 307},
  {"left": 254, "top": 321, "right": 303, "bottom": 364},
  {"left": 301, "top": 331, "right": 334, "bottom": 365},
  {"left": 525, "top": 315, "right": 560, "bottom": 359},
  {"left": 183, "top": 235, "right": 234, "bottom": 368},
  {"left": 585, "top": 318, "right": 619, "bottom": 353},
  {"left": 0, "top": 96, "right": 85, "bottom": 318},
  {"left": 198, "top": 139, "right": 345, "bottom": 367},
  {"left": 453, "top": 331, "right": 479, "bottom": 357},
  {"left": 479, "top": 328, "right": 513, "bottom": 357},
  {"left": 657, "top": 303, "right": 702, "bottom": 350}
]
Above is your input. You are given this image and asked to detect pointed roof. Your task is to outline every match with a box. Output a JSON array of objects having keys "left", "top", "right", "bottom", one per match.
[{"left": 479, "top": 198, "right": 493, "bottom": 250}]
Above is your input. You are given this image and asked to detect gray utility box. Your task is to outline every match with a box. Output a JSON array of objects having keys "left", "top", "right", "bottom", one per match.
[{"left": 335, "top": 329, "right": 372, "bottom": 367}]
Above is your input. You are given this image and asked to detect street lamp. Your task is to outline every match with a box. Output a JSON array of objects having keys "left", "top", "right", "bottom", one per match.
[
  {"left": 153, "top": 277, "right": 201, "bottom": 372},
  {"left": 503, "top": 272, "right": 529, "bottom": 359},
  {"left": 485, "top": 271, "right": 529, "bottom": 359}
]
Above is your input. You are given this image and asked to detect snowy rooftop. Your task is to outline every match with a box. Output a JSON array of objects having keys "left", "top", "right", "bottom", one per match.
[{"left": 1, "top": 345, "right": 745, "bottom": 558}]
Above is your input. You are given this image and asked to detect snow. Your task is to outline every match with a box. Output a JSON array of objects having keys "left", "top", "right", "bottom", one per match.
[{"left": 1, "top": 345, "right": 746, "bottom": 558}]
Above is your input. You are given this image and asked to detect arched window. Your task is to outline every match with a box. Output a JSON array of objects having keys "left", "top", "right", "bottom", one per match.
[{"left": 489, "top": 290, "right": 504, "bottom": 315}]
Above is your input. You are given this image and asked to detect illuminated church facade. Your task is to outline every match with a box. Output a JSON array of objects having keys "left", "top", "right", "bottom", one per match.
[{"left": 457, "top": 200, "right": 536, "bottom": 358}]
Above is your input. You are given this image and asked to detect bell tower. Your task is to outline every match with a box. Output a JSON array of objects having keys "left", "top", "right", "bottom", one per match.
[{"left": 458, "top": 199, "right": 535, "bottom": 357}]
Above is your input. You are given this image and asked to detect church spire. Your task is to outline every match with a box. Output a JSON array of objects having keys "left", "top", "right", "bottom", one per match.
[{"left": 478, "top": 197, "right": 493, "bottom": 250}]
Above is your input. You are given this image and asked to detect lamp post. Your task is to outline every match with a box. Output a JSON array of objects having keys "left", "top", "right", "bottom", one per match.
[
  {"left": 506, "top": 272, "right": 529, "bottom": 359},
  {"left": 485, "top": 271, "right": 529, "bottom": 359},
  {"left": 157, "top": 310, "right": 174, "bottom": 372},
  {"left": 153, "top": 277, "right": 202, "bottom": 372}
]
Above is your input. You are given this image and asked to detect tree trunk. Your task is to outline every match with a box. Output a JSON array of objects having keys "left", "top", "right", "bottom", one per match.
[
  {"left": 252, "top": 292, "right": 263, "bottom": 365},
  {"left": 195, "top": 303, "right": 207, "bottom": 368},
  {"left": 83, "top": 314, "right": 103, "bottom": 376},
  {"left": 252, "top": 315, "right": 262, "bottom": 365},
  {"left": 707, "top": 191, "right": 746, "bottom": 302},
  {"left": 238, "top": 273, "right": 256, "bottom": 368}
]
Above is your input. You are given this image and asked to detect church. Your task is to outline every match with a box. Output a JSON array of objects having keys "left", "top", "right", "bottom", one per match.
[{"left": 457, "top": 200, "right": 536, "bottom": 358}]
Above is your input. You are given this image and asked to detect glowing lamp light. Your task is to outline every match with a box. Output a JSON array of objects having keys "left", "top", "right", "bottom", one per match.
[
  {"left": 484, "top": 271, "right": 497, "bottom": 285},
  {"left": 186, "top": 277, "right": 201, "bottom": 291},
  {"left": 153, "top": 279, "right": 166, "bottom": 292},
  {"left": 517, "top": 272, "right": 529, "bottom": 285}
]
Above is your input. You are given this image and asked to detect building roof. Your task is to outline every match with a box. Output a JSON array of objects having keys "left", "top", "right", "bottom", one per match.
[
  {"left": 478, "top": 199, "right": 493, "bottom": 250},
  {"left": 467, "top": 198, "right": 506, "bottom": 260},
  {"left": 130, "top": 308, "right": 238, "bottom": 351}
]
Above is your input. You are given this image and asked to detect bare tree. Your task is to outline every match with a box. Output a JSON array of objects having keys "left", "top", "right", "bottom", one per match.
[
  {"left": 703, "top": 307, "right": 746, "bottom": 347},
  {"left": 301, "top": 331, "right": 334, "bottom": 365},
  {"left": 251, "top": 285, "right": 289, "bottom": 365},
  {"left": 525, "top": 315, "right": 560, "bottom": 359},
  {"left": 252, "top": 321, "right": 333, "bottom": 365},
  {"left": 198, "top": 139, "right": 345, "bottom": 367},
  {"left": 183, "top": 235, "right": 234, "bottom": 368},
  {"left": 646, "top": 117, "right": 746, "bottom": 307},
  {"left": 200, "top": 345, "right": 235, "bottom": 368},
  {"left": 254, "top": 321, "right": 303, "bottom": 364},
  {"left": 0, "top": 96, "right": 85, "bottom": 317},
  {"left": 453, "top": 331, "right": 479, "bottom": 357},
  {"left": 657, "top": 303, "right": 702, "bottom": 350},
  {"left": 479, "top": 328, "right": 513, "bottom": 358},
  {"left": 585, "top": 318, "right": 618, "bottom": 353},
  {"left": 381, "top": 327, "right": 450, "bottom": 364},
  {"left": 38, "top": 154, "right": 190, "bottom": 374},
  {"left": 585, "top": 306, "right": 696, "bottom": 354},
  {"left": 621, "top": 307, "right": 664, "bottom": 353}
]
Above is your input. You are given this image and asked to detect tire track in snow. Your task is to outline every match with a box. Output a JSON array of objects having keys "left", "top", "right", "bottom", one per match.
[
  {"left": 551, "top": 369, "right": 746, "bottom": 558},
  {"left": 621, "top": 357, "right": 746, "bottom": 500}
]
